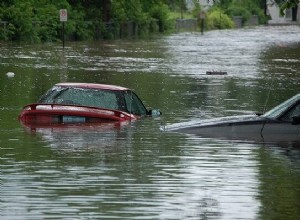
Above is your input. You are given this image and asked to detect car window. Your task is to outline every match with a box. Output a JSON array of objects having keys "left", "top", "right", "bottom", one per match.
[
  {"left": 39, "top": 86, "right": 120, "bottom": 110},
  {"left": 263, "top": 93, "right": 300, "bottom": 119},
  {"left": 38, "top": 86, "right": 68, "bottom": 103},
  {"left": 124, "top": 91, "right": 147, "bottom": 116},
  {"left": 281, "top": 102, "right": 300, "bottom": 122}
]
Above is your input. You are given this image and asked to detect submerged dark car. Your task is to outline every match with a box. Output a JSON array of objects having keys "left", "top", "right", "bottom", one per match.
[{"left": 164, "top": 93, "right": 300, "bottom": 143}]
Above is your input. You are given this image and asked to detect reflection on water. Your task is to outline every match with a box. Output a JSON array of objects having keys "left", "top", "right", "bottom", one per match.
[
  {"left": 1, "top": 26, "right": 300, "bottom": 219},
  {"left": 25, "top": 123, "right": 131, "bottom": 151},
  {"left": 2, "top": 128, "right": 261, "bottom": 219}
]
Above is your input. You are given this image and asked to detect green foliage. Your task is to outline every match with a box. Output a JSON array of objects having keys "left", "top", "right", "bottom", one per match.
[
  {"left": 226, "top": 5, "right": 251, "bottom": 24},
  {"left": 211, "top": 0, "right": 267, "bottom": 25},
  {"left": 206, "top": 8, "right": 234, "bottom": 30},
  {"left": 3, "top": 1, "right": 34, "bottom": 41},
  {"left": 250, "top": 6, "right": 268, "bottom": 24},
  {"left": 0, "top": 0, "right": 71, "bottom": 42},
  {"left": 274, "top": 0, "right": 299, "bottom": 16},
  {"left": 191, "top": 0, "right": 202, "bottom": 18},
  {"left": 0, "top": 0, "right": 184, "bottom": 42},
  {"left": 232, "top": 0, "right": 266, "bottom": 24},
  {"left": 0, "top": 0, "right": 267, "bottom": 42},
  {"left": 166, "top": 0, "right": 183, "bottom": 11},
  {"left": 149, "top": 2, "right": 172, "bottom": 32},
  {"left": 110, "top": 0, "right": 174, "bottom": 37},
  {"left": 34, "top": 4, "right": 61, "bottom": 42},
  {"left": 0, "top": 0, "right": 114, "bottom": 41},
  {"left": 210, "top": 0, "right": 232, "bottom": 9}
]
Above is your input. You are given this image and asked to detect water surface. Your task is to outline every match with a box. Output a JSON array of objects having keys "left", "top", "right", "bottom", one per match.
[{"left": 1, "top": 25, "right": 300, "bottom": 219}]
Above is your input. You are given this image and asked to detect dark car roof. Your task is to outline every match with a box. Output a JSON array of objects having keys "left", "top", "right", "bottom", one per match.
[{"left": 55, "top": 83, "right": 130, "bottom": 91}]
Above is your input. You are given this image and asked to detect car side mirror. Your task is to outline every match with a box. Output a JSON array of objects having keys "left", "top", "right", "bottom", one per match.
[
  {"left": 148, "top": 109, "right": 162, "bottom": 117},
  {"left": 292, "top": 115, "right": 300, "bottom": 125}
]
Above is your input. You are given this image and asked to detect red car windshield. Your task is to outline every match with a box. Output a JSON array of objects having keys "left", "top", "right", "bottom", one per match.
[{"left": 38, "top": 86, "right": 148, "bottom": 116}]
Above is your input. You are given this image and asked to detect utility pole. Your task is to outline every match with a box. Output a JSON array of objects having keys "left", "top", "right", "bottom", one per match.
[
  {"left": 59, "top": 9, "right": 68, "bottom": 49},
  {"left": 181, "top": 0, "right": 184, "bottom": 19}
]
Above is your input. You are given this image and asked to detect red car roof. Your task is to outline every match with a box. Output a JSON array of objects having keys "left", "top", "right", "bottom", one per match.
[{"left": 55, "top": 83, "right": 130, "bottom": 91}]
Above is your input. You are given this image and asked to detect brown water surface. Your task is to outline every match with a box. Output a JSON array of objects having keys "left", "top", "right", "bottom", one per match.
[{"left": 1, "top": 26, "right": 300, "bottom": 219}]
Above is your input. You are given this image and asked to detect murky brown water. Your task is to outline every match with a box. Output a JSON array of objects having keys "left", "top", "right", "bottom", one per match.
[{"left": 1, "top": 26, "right": 300, "bottom": 219}]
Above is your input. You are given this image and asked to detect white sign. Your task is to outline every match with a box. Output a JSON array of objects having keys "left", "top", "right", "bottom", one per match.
[{"left": 60, "top": 9, "right": 68, "bottom": 22}]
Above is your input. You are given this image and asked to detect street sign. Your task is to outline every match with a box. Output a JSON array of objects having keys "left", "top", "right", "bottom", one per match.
[
  {"left": 60, "top": 9, "right": 67, "bottom": 49},
  {"left": 60, "top": 9, "right": 68, "bottom": 22}
]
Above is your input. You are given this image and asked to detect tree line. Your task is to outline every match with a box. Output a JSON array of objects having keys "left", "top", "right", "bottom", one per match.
[
  {"left": 0, "top": 0, "right": 176, "bottom": 42},
  {"left": 0, "top": 0, "right": 294, "bottom": 42}
]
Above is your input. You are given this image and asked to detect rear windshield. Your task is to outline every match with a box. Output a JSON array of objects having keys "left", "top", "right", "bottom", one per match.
[
  {"left": 38, "top": 86, "right": 148, "bottom": 115},
  {"left": 39, "top": 86, "right": 124, "bottom": 111}
]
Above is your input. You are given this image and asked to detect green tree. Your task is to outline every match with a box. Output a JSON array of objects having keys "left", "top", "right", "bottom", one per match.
[
  {"left": 2, "top": 0, "right": 264, "bottom": 42},
  {"left": 0, "top": 0, "right": 71, "bottom": 42},
  {"left": 2, "top": 0, "right": 35, "bottom": 41},
  {"left": 206, "top": 8, "right": 234, "bottom": 29},
  {"left": 111, "top": 0, "right": 172, "bottom": 36},
  {"left": 274, "top": 0, "right": 299, "bottom": 15},
  {"left": 207, "top": 0, "right": 267, "bottom": 25}
]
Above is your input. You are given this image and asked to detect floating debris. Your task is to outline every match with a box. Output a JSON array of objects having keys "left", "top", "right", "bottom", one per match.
[
  {"left": 206, "top": 71, "right": 227, "bottom": 75},
  {"left": 6, "top": 72, "right": 15, "bottom": 78}
]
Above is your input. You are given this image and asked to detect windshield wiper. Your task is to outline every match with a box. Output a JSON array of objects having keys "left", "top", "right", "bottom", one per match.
[{"left": 52, "top": 88, "right": 69, "bottom": 102}]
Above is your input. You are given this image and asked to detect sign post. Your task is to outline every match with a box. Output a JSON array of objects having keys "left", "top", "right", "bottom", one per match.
[
  {"left": 199, "top": 11, "right": 205, "bottom": 35},
  {"left": 59, "top": 9, "right": 67, "bottom": 49}
]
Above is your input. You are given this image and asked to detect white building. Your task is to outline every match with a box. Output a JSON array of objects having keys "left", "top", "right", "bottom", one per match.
[
  {"left": 187, "top": 0, "right": 300, "bottom": 25},
  {"left": 267, "top": 0, "right": 299, "bottom": 24}
]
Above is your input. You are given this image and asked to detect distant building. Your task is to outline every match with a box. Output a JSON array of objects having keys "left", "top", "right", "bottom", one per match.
[
  {"left": 186, "top": 0, "right": 300, "bottom": 25},
  {"left": 267, "top": 0, "right": 299, "bottom": 24}
]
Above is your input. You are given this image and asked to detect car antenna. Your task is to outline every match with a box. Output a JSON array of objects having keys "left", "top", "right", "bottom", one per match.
[
  {"left": 263, "top": 74, "right": 275, "bottom": 114},
  {"left": 129, "top": 90, "right": 133, "bottom": 115}
]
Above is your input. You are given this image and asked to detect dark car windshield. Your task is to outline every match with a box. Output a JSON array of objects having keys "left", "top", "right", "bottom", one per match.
[
  {"left": 38, "top": 86, "right": 148, "bottom": 116},
  {"left": 124, "top": 90, "right": 148, "bottom": 116},
  {"left": 263, "top": 93, "right": 300, "bottom": 119}
]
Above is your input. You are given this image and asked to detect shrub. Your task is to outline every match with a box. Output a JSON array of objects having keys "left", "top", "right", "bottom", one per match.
[
  {"left": 226, "top": 5, "right": 251, "bottom": 25},
  {"left": 226, "top": 0, "right": 267, "bottom": 25},
  {"left": 149, "top": 3, "right": 172, "bottom": 33},
  {"left": 250, "top": 7, "right": 268, "bottom": 24},
  {"left": 206, "top": 8, "right": 234, "bottom": 30}
]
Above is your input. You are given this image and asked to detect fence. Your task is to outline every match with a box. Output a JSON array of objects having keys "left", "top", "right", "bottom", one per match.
[
  {"left": 233, "top": 15, "right": 259, "bottom": 28},
  {"left": 175, "top": 19, "right": 198, "bottom": 32}
]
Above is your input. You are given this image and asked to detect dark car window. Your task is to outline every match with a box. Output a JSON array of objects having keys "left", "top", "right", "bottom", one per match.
[
  {"left": 263, "top": 93, "right": 300, "bottom": 119},
  {"left": 38, "top": 86, "right": 149, "bottom": 115},
  {"left": 124, "top": 91, "right": 148, "bottom": 116},
  {"left": 39, "top": 86, "right": 120, "bottom": 110},
  {"left": 39, "top": 86, "right": 68, "bottom": 103},
  {"left": 280, "top": 102, "right": 300, "bottom": 122}
]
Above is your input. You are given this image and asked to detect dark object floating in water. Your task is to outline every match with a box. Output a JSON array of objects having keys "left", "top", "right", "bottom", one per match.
[{"left": 206, "top": 71, "right": 227, "bottom": 75}]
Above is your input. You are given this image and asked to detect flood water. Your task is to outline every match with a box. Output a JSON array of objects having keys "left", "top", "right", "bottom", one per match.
[{"left": 1, "top": 25, "right": 300, "bottom": 219}]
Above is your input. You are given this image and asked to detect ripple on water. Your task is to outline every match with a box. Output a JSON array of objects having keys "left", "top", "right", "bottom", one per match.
[{"left": 1, "top": 25, "right": 300, "bottom": 220}]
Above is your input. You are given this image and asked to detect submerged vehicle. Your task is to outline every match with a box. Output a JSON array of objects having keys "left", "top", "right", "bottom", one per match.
[
  {"left": 19, "top": 83, "right": 161, "bottom": 126},
  {"left": 164, "top": 93, "right": 300, "bottom": 143}
]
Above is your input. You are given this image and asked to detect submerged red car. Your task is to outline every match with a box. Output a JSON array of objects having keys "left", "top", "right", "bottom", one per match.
[{"left": 19, "top": 83, "right": 161, "bottom": 126}]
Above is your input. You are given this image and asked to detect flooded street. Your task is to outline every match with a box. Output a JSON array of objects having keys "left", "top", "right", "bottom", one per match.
[{"left": 1, "top": 25, "right": 300, "bottom": 219}]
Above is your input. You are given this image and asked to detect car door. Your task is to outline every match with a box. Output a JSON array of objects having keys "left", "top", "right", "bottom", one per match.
[{"left": 262, "top": 102, "right": 300, "bottom": 143}]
